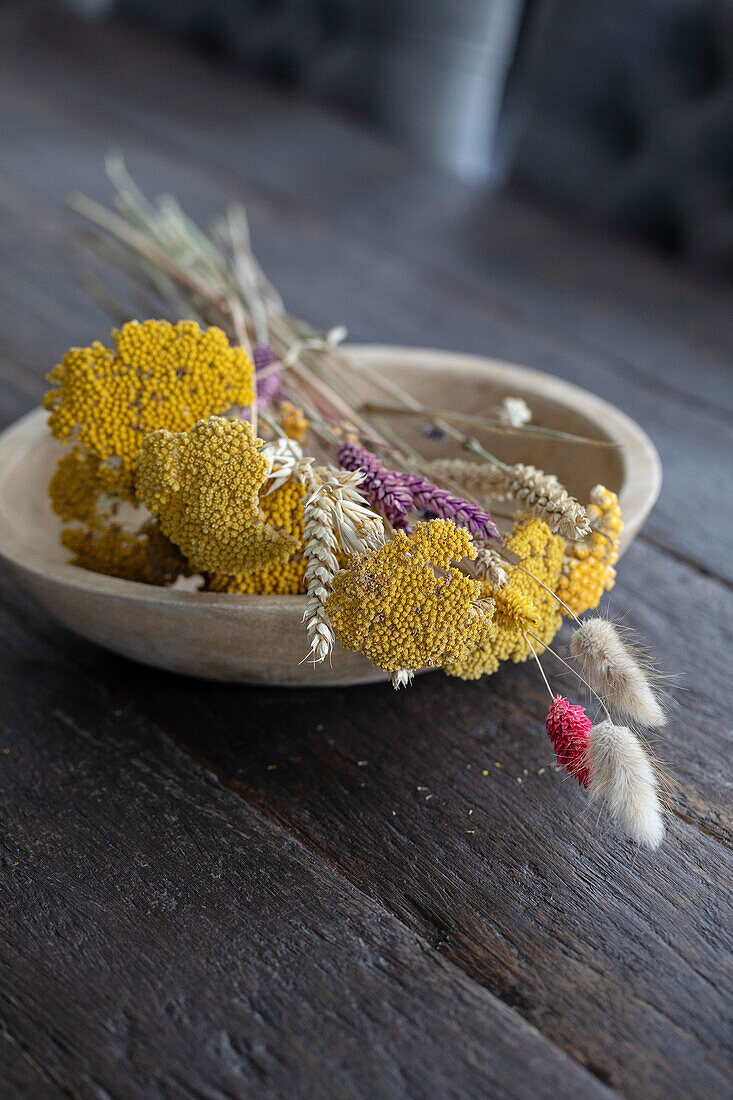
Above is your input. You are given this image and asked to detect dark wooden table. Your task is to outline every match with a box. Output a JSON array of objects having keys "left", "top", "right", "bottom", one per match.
[{"left": 1, "top": 4, "right": 731, "bottom": 1097}]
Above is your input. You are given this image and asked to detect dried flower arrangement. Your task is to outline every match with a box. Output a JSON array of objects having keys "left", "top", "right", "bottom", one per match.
[{"left": 44, "top": 158, "right": 670, "bottom": 848}]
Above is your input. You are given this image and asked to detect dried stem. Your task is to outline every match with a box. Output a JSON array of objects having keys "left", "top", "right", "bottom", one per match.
[
  {"left": 524, "top": 633, "right": 555, "bottom": 702},
  {"left": 528, "top": 631, "right": 613, "bottom": 724},
  {"left": 360, "top": 402, "right": 621, "bottom": 449}
]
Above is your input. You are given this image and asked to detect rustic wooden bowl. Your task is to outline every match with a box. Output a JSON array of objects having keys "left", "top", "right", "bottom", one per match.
[{"left": 0, "top": 346, "right": 661, "bottom": 686}]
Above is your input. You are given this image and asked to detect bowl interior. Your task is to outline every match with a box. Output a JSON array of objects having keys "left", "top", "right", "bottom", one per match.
[{"left": 352, "top": 348, "right": 635, "bottom": 518}]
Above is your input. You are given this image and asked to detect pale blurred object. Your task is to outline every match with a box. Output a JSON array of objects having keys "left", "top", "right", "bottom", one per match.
[
  {"left": 372, "top": 0, "right": 525, "bottom": 180},
  {"left": 78, "top": 0, "right": 525, "bottom": 182},
  {"left": 498, "top": 395, "right": 531, "bottom": 427}
]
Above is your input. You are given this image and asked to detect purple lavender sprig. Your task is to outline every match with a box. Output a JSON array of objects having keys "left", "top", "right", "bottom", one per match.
[
  {"left": 337, "top": 441, "right": 413, "bottom": 530},
  {"left": 253, "top": 343, "right": 276, "bottom": 372},
  {"left": 402, "top": 473, "right": 501, "bottom": 543},
  {"left": 253, "top": 343, "right": 283, "bottom": 407}
]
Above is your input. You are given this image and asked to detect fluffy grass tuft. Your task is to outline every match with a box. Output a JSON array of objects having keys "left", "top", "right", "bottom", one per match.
[
  {"left": 587, "top": 721, "right": 665, "bottom": 848},
  {"left": 570, "top": 618, "right": 666, "bottom": 728}
]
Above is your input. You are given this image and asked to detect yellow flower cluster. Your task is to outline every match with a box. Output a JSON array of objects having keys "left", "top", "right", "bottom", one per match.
[
  {"left": 49, "top": 449, "right": 109, "bottom": 527},
  {"left": 556, "top": 485, "right": 622, "bottom": 615},
  {"left": 326, "top": 519, "right": 490, "bottom": 673},
  {"left": 208, "top": 557, "right": 306, "bottom": 596},
  {"left": 44, "top": 320, "right": 255, "bottom": 489},
  {"left": 493, "top": 586, "right": 542, "bottom": 632},
  {"left": 136, "top": 416, "right": 297, "bottom": 574},
  {"left": 445, "top": 516, "right": 564, "bottom": 679},
  {"left": 62, "top": 519, "right": 187, "bottom": 586},
  {"left": 206, "top": 480, "right": 307, "bottom": 595},
  {"left": 280, "top": 402, "right": 309, "bottom": 443}
]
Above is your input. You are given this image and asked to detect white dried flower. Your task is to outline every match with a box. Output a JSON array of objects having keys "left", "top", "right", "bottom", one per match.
[
  {"left": 390, "top": 669, "right": 415, "bottom": 690},
  {"left": 260, "top": 437, "right": 310, "bottom": 493},
  {"left": 571, "top": 619, "right": 666, "bottom": 728},
  {"left": 498, "top": 396, "right": 531, "bottom": 428},
  {"left": 587, "top": 722, "right": 665, "bottom": 849}
]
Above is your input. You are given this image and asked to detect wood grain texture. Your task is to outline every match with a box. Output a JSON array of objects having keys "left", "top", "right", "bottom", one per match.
[
  {"left": 0, "top": 3, "right": 731, "bottom": 1098},
  {"left": 0, "top": 575, "right": 612, "bottom": 1100},
  {"left": 70, "top": 547, "right": 733, "bottom": 1098},
  {"left": 0, "top": 1032, "right": 64, "bottom": 1100}
]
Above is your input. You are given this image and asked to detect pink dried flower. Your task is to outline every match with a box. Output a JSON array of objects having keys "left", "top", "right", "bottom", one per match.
[
  {"left": 545, "top": 695, "right": 592, "bottom": 787},
  {"left": 337, "top": 441, "right": 413, "bottom": 530},
  {"left": 402, "top": 473, "right": 501, "bottom": 543}
]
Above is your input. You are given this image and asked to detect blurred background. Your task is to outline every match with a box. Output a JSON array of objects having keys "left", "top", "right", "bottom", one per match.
[
  {"left": 2, "top": 0, "right": 733, "bottom": 427},
  {"left": 59, "top": 0, "right": 733, "bottom": 274}
]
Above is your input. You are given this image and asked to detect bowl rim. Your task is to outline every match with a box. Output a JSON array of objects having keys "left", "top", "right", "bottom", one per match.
[{"left": 0, "top": 344, "right": 661, "bottom": 610}]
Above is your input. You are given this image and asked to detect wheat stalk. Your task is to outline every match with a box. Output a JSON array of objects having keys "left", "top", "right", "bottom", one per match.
[
  {"left": 302, "top": 468, "right": 385, "bottom": 663},
  {"left": 427, "top": 458, "right": 589, "bottom": 539},
  {"left": 302, "top": 483, "right": 340, "bottom": 664},
  {"left": 472, "top": 546, "right": 508, "bottom": 589}
]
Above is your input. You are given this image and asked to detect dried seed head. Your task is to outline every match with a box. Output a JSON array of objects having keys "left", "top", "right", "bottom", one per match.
[
  {"left": 587, "top": 722, "right": 665, "bottom": 849},
  {"left": 425, "top": 458, "right": 507, "bottom": 501},
  {"left": 545, "top": 695, "right": 592, "bottom": 787},
  {"left": 470, "top": 546, "right": 508, "bottom": 589},
  {"left": 425, "top": 459, "right": 589, "bottom": 539},
  {"left": 502, "top": 464, "right": 591, "bottom": 540},
  {"left": 302, "top": 467, "right": 387, "bottom": 664},
  {"left": 570, "top": 618, "right": 666, "bottom": 728}
]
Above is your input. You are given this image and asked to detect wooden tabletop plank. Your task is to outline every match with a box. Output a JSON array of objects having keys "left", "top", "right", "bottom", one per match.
[
  {"left": 0, "top": 1033, "right": 64, "bottom": 1100},
  {"left": 58, "top": 556, "right": 730, "bottom": 1099},
  {"left": 0, "top": 5, "right": 731, "bottom": 1098},
  {"left": 0, "top": 576, "right": 613, "bottom": 1100},
  {"left": 1, "top": 534, "right": 729, "bottom": 1098},
  {"left": 4, "top": 572, "right": 730, "bottom": 1099}
]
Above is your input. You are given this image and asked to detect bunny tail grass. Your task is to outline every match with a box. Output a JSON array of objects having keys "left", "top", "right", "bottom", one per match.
[
  {"left": 570, "top": 618, "right": 666, "bottom": 728},
  {"left": 587, "top": 721, "right": 665, "bottom": 849}
]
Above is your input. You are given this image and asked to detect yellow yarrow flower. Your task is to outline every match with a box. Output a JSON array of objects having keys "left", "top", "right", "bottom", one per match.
[
  {"left": 206, "top": 480, "right": 308, "bottom": 595},
  {"left": 556, "top": 485, "right": 622, "bottom": 615},
  {"left": 326, "top": 519, "right": 491, "bottom": 674},
  {"left": 493, "top": 586, "right": 542, "bottom": 632},
  {"left": 280, "top": 402, "right": 310, "bottom": 443},
  {"left": 44, "top": 320, "right": 255, "bottom": 488},
  {"left": 136, "top": 416, "right": 297, "bottom": 574},
  {"left": 62, "top": 519, "right": 187, "bottom": 586},
  {"left": 49, "top": 449, "right": 108, "bottom": 527},
  {"left": 445, "top": 515, "right": 564, "bottom": 680},
  {"left": 207, "top": 557, "right": 306, "bottom": 595}
]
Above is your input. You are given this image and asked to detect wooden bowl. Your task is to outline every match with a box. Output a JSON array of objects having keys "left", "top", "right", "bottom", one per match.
[{"left": 0, "top": 346, "right": 661, "bottom": 686}]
